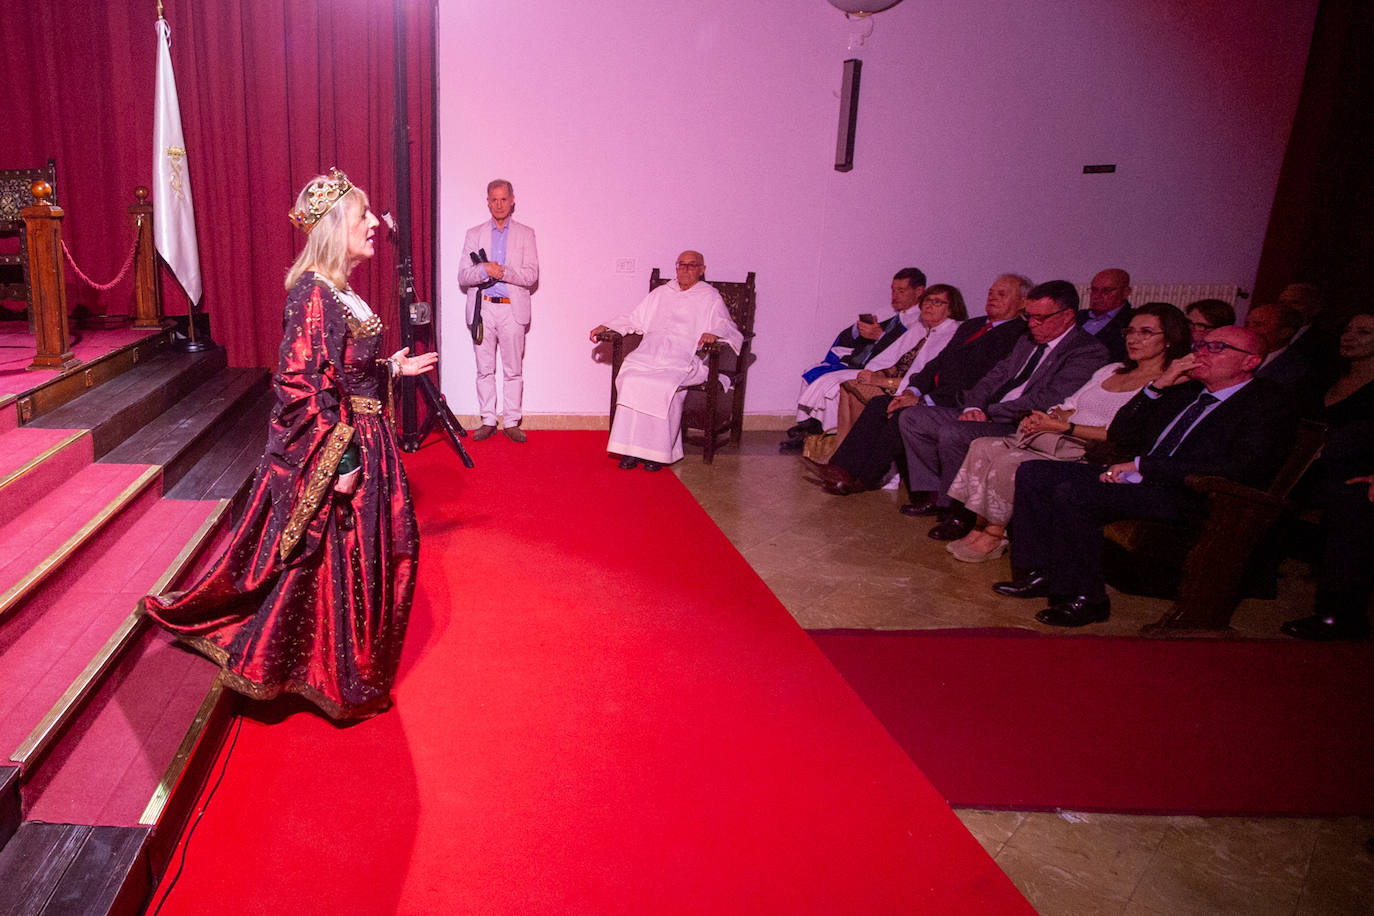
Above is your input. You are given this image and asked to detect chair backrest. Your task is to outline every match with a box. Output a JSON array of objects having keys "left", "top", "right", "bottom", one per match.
[
  {"left": 0, "top": 159, "right": 58, "bottom": 230},
  {"left": 1266, "top": 418, "right": 1328, "bottom": 498},
  {"left": 649, "top": 267, "right": 756, "bottom": 338}
]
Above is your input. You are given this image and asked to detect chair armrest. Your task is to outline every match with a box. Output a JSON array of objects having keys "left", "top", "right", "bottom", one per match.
[{"left": 1185, "top": 474, "right": 1288, "bottom": 511}]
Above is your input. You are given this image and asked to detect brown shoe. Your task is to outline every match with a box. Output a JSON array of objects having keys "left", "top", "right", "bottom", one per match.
[
  {"left": 471, "top": 424, "right": 497, "bottom": 441},
  {"left": 502, "top": 425, "right": 527, "bottom": 443}
]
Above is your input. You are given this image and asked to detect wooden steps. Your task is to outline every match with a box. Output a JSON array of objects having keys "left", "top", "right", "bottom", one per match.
[{"left": 0, "top": 347, "right": 273, "bottom": 914}]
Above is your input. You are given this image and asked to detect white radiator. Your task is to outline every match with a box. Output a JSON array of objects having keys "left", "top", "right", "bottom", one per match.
[{"left": 1074, "top": 283, "right": 1248, "bottom": 310}]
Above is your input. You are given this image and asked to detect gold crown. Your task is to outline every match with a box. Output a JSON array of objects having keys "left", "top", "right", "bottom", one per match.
[{"left": 288, "top": 167, "right": 353, "bottom": 233}]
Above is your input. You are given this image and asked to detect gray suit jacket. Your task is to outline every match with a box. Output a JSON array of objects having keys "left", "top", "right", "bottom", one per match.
[
  {"left": 458, "top": 218, "right": 540, "bottom": 325},
  {"left": 962, "top": 326, "right": 1111, "bottom": 422}
]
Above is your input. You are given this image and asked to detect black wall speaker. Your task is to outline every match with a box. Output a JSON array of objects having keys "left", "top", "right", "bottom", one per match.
[{"left": 835, "top": 58, "right": 862, "bottom": 172}]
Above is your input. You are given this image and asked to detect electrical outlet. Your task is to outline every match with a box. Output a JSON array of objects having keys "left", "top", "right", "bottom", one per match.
[{"left": 615, "top": 258, "right": 636, "bottom": 274}]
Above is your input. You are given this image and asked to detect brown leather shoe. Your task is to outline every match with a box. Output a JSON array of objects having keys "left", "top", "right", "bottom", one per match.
[
  {"left": 471, "top": 424, "right": 497, "bottom": 441},
  {"left": 801, "top": 457, "right": 851, "bottom": 486},
  {"left": 502, "top": 425, "right": 527, "bottom": 443}
]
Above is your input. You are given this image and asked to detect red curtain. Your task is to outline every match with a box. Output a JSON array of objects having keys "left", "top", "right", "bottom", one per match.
[{"left": 1, "top": 0, "right": 434, "bottom": 368}]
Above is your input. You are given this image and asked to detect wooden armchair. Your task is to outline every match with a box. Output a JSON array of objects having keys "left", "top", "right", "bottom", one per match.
[
  {"left": 596, "top": 269, "right": 756, "bottom": 463},
  {"left": 0, "top": 160, "right": 58, "bottom": 321},
  {"left": 1102, "top": 419, "right": 1328, "bottom": 634}
]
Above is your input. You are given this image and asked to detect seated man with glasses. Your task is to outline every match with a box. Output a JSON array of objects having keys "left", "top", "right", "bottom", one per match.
[
  {"left": 996, "top": 325, "right": 1299, "bottom": 627},
  {"left": 895, "top": 280, "right": 1110, "bottom": 538},
  {"left": 589, "top": 251, "right": 742, "bottom": 471},
  {"left": 1078, "top": 268, "right": 1135, "bottom": 362},
  {"left": 1183, "top": 298, "right": 1236, "bottom": 345},
  {"left": 779, "top": 267, "right": 928, "bottom": 452}
]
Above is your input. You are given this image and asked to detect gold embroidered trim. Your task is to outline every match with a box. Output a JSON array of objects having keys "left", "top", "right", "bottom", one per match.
[
  {"left": 279, "top": 421, "right": 354, "bottom": 561},
  {"left": 344, "top": 312, "right": 384, "bottom": 339},
  {"left": 350, "top": 395, "right": 383, "bottom": 415},
  {"left": 177, "top": 635, "right": 389, "bottom": 720}
]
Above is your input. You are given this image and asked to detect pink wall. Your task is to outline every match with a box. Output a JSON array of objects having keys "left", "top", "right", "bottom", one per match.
[{"left": 436, "top": 0, "right": 1317, "bottom": 417}]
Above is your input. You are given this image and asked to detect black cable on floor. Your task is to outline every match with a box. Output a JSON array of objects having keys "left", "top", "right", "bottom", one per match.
[{"left": 149, "top": 699, "right": 244, "bottom": 915}]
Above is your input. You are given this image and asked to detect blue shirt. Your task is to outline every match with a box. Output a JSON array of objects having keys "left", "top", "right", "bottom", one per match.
[
  {"left": 487, "top": 220, "right": 509, "bottom": 298},
  {"left": 1080, "top": 305, "right": 1124, "bottom": 337}
]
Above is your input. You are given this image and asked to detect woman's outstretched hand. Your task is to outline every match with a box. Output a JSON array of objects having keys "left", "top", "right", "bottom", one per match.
[{"left": 390, "top": 348, "right": 438, "bottom": 377}]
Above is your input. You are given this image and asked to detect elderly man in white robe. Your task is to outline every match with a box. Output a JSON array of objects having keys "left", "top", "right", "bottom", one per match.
[{"left": 590, "top": 251, "right": 744, "bottom": 470}]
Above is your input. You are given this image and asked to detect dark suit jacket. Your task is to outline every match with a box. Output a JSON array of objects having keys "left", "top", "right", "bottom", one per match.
[
  {"left": 963, "top": 326, "right": 1111, "bottom": 422},
  {"left": 906, "top": 316, "right": 1027, "bottom": 408},
  {"left": 1120, "top": 378, "right": 1299, "bottom": 489},
  {"left": 1077, "top": 305, "right": 1133, "bottom": 362}
]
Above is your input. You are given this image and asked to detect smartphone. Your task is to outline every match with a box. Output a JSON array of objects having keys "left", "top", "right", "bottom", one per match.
[{"left": 859, "top": 313, "right": 877, "bottom": 324}]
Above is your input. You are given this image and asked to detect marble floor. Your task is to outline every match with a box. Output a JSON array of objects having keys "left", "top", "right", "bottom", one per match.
[{"left": 672, "top": 431, "right": 1373, "bottom": 916}]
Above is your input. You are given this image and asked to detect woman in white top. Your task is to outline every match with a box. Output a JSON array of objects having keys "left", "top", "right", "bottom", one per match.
[
  {"left": 832, "top": 284, "right": 967, "bottom": 443},
  {"left": 945, "top": 303, "right": 1191, "bottom": 562}
]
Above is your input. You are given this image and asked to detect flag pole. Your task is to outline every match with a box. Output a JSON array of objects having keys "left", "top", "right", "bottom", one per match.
[{"left": 154, "top": 2, "right": 213, "bottom": 352}]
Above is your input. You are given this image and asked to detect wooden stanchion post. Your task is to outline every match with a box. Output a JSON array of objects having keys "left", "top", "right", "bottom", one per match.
[
  {"left": 22, "top": 180, "right": 79, "bottom": 371},
  {"left": 130, "top": 186, "right": 163, "bottom": 328}
]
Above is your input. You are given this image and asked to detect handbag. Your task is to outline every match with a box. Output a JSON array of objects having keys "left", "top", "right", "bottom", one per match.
[
  {"left": 840, "top": 378, "right": 894, "bottom": 406},
  {"left": 1003, "top": 429, "right": 1088, "bottom": 461}
]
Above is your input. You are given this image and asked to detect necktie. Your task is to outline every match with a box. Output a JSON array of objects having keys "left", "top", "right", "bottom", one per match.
[
  {"left": 1149, "top": 393, "right": 1218, "bottom": 456},
  {"left": 887, "top": 336, "right": 926, "bottom": 378},
  {"left": 963, "top": 319, "right": 994, "bottom": 344},
  {"left": 990, "top": 344, "right": 1046, "bottom": 403}
]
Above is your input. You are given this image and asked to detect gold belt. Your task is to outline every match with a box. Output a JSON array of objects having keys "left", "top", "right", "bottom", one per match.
[{"left": 350, "top": 395, "right": 383, "bottom": 415}]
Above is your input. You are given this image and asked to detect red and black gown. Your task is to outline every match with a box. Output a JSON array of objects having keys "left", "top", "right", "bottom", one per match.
[{"left": 143, "top": 273, "right": 417, "bottom": 720}]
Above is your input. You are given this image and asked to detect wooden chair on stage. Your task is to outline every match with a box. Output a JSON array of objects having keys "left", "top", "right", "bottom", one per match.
[
  {"left": 596, "top": 268, "right": 756, "bottom": 463},
  {"left": 1103, "top": 418, "right": 1328, "bottom": 634},
  {"left": 0, "top": 159, "right": 58, "bottom": 328}
]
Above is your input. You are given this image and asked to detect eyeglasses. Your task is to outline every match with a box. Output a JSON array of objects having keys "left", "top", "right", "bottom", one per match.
[
  {"left": 675, "top": 261, "right": 702, "bottom": 269},
  {"left": 922, "top": 297, "right": 950, "bottom": 307},
  {"left": 1189, "top": 320, "right": 1217, "bottom": 331},
  {"left": 1025, "top": 309, "right": 1069, "bottom": 325},
  {"left": 1122, "top": 327, "right": 1162, "bottom": 338},
  {"left": 1090, "top": 285, "right": 1125, "bottom": 294},
  {"left": 1192, "top": 340, "right": 1255, "bottom": 355}
]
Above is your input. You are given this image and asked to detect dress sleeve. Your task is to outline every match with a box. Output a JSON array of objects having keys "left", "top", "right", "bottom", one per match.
[{"left": 268, "top": 283, "right": 355, "bottom": 562}]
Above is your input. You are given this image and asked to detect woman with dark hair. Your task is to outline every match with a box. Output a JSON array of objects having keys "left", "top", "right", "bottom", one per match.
[
  {"left": 1184, "top": 298, "right": 1236, "bottom": 344},
  {"left": 1283, "top": 310, "right": 1374, "bottom": 639},
  {"left": 944, "top": 302, "right": 1191, "bottom": 561},
  {"left": 142, "top": 169, "right": 437, "bottom": 719}
]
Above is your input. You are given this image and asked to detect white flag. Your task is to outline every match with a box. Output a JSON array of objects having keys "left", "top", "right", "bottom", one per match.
[{"left": 153, "top": 17, "right": 202, "bottom": 305}]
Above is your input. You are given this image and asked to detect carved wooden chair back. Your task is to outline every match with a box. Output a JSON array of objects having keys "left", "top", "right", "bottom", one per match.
[{"left": 0, "top": 159, "right": 59, "bottom": 311}]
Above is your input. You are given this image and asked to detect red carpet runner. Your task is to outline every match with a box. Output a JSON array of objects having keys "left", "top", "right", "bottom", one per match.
[
  {"left": 153, "top": 432, "right": 1028, "bottom": 914},
  {"left": 814, "top": 628, "right": 1374, "bottom": 816}
]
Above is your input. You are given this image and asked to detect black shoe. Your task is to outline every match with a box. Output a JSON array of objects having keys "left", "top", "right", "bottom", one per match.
[
  {"left": 778, "top": 438, "right": 805, "bottom": 453},
  {"left": 1036, "top": 596, "right": 1111, "bottom": 627},
  {"left": 992, "top": 569, "right": 1050, "bottom": 599},
  {"left": 786, "top": 418, "right": 824, "bottom": 439},
  {"left": 618, "top": 455, "right": 639, "bottom": 470},
  {"left": 1280, "top": 614, "right": 1369, "bottom": 641},
  {"left": 899, "top": 495, "right": 942, "bottom": 517},
  {"left": 642, "top": 461, "right": 664, "bottom": 472},
  {"left": 928, "top": 509, "right": 975, "bottom": 541}
]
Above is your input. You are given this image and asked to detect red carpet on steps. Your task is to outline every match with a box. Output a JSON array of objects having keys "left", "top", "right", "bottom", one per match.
[
  {"left": 152, "top": 431, "right": 1029, "bottom": 915},
  {"left": 813, "top": 628, "right": 1374, "bottom": 816}
]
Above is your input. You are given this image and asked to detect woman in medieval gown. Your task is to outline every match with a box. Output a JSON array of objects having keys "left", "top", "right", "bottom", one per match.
[{"left": 142, "top": 169, "right": 437, "bottom": 720}]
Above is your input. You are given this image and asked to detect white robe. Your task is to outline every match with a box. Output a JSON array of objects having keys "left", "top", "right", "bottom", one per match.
[{"left": 605, "top": 280, "right": 743, "bottom": 463}]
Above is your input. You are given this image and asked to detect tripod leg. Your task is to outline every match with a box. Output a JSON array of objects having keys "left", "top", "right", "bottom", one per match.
[{"left": 417, "top": 376, "right": 474, "bottom": 468}]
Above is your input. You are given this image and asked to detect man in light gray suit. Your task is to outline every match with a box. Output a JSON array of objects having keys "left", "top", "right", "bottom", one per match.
[
  {"left": 458, "top": 179, "right": 540, "bottom": 441},
  {"left": 898, "top": 280, "right": 1111, "bottom": 539}
]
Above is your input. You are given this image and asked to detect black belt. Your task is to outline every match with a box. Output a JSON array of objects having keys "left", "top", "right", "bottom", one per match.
[{"left": 483, "top": 295, "right": 511, "bottom": 304}]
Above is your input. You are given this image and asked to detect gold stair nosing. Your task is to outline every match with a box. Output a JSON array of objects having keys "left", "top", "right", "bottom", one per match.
[
  {"left": 0, "top": 430, "right": 90, "bottom": 493},
  {"left": 9, "top": 499, "right": 231, "bottom": 771},
  {"left": 140, "top": 675, "right": 228, "bottom": 827},
  {"left": 0, "top": 465, "right": 162, "bottom": 623}
]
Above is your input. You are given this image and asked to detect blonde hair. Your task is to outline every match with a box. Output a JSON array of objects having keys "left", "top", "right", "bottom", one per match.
[{"left": 285, "top": 181, "right": 370, "bottom": 290}]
